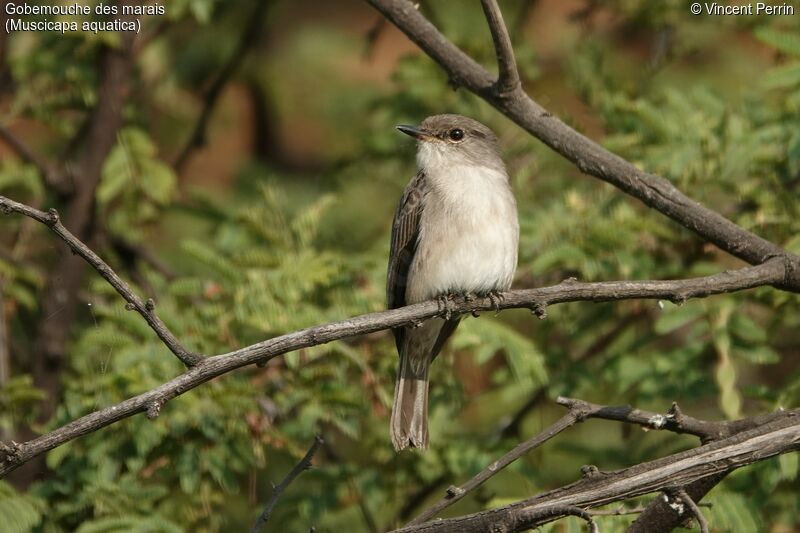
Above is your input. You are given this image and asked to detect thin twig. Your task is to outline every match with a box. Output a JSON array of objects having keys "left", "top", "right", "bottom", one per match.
[
  {"left": 389, "top": 412, "right": 800, "bottom": 532},
  {"left": 109, "top": 233, "right": 176, "bottom": 280},
  {"left": 480, "top": 0, "right": 521, "bottom": 93},
  {"left": 590, "top": 504, "right": 646, "bottom": 516},
  {"left": 173, "top": 1, "right": 270, "bottom": 172},
  {"left": 363, "top": 16, "right": 388, "bottom": 59},
  {"left": 251, "top": 435, "right": 323, "bottom": 533},
  {"left": 675, "top": 489, "right": 710, "bottom": 533},
  {"left": 0, "top": 196, "right": 200, "bottom": 366},
  {"left": 409, "top": 407, "right": 592, "bottom": 525},
  {"left": 409, "top": 395, "right": 777, "bottom": 526},
  {"left": 0, "top": 125, "right": 51, "bottom": 178},
  {"left": 555, "top": 397, "right": 729, "bottom": 442},
  {"left": 0, "top": 125, "right": 70, "bottom": 194},
  {"left": 519, "top": 505, "right": 598, "bottom": 532}
]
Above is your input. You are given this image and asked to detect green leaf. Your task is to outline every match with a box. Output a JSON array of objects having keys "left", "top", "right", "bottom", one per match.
[{"left": 754, "top": 27, "right": 800, "bottom": 57}]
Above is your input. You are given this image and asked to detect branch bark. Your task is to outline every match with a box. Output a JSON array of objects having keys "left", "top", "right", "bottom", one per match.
[
  {"left": 0, "top": 196, "right": 792, "bottom": 477},
  {"left": 0, "top": 197, "right": 198, "bottom": 366},
  {"left": 480, "top": 0, "right": 520, "bottom": 93},
  {"left": 408, "top": 396, "right": 791, "bottom": 526},
  {"left": 364, "top": 0, "right": 800, "bottom": 290},
  {"left": 16, "top": 21, "right": 138, "bottom": 487},
  {"left": 391, "top": 409, "right": 800, "bottom": 533}
]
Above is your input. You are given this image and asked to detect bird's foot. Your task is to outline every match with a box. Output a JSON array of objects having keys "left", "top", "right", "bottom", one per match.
[
  {"left": 437, "top": 293, "right": 457, "bottom": 320},
  {"left": 487, "top": 290, "right": 505, "bottom": 314}
]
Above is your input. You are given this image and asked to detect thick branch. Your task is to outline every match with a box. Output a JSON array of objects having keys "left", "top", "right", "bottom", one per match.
[
  {"left": 365, "top": 0, "right": 800, "bottom": 289},
  {"left": 556, "top": 397, "right": 789, "bottom": 444},
  {"left": 0, "top": 196, "right": 199, "bottom": 366},
  {"left": 391, "top": 411, "right": 800, "bottom": 532},
  {"left": 0, "top": 197, "right": 788, "bottom": 476}
]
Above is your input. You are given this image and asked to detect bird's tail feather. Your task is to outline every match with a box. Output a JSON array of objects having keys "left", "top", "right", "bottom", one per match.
[{"left": 390, "top": 349, "right": 430, "bottom": 451}]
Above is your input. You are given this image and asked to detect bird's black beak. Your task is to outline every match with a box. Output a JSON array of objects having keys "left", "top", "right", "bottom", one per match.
[{"left": 396, "top": 124, "right": 434, "bottom": 140}]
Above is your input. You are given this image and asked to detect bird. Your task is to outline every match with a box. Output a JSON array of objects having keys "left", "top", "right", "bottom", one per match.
[{"left": 387, "top": 114, "right": 519, "bottom": 451}]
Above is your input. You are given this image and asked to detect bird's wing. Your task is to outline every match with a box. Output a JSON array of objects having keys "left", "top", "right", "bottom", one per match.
[{"left": 387, "top": 171, "right": 426, "bottom": 351}]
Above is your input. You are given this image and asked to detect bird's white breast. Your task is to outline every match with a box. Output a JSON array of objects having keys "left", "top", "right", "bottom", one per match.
[{"left": 406, "top": 163, "right": 519, "bottom": 304}]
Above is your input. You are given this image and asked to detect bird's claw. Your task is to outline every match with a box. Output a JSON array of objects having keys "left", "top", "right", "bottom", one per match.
[
  {"left": 437, "top": 293, "right": 456, "bottom": 320},
  {"left": 487, "top": 290, "right": 504, "bottom": 314}
]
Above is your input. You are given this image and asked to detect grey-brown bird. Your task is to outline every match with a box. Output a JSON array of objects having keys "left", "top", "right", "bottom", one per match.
[{"left": 387, "top": 114, "right": 519, "bottom": 451}]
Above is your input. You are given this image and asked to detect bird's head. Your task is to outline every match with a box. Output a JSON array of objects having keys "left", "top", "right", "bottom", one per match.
[{"left": 396, "top": 114, "right": 504, "bottom": 172}]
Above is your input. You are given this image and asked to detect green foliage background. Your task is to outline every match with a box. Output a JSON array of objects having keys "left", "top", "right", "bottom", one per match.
[{"left": 1, "top": 0, "right": 799, "bottom": 531}]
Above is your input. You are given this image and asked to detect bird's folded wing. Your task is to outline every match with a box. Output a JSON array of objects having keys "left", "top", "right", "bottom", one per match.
[{"left": 387, "top": 170, "right": 426, "bottom": 352}]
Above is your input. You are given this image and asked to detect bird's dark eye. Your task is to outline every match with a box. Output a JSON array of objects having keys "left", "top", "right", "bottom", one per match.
[{"left": 448, "top": 128, "right": 465, "bottom": 141}]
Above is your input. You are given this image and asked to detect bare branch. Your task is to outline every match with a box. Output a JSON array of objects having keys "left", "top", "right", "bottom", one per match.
[
  {"left": 480, "top": 0, "right": 521, "bottom": 93},
  {"left": 517, "top": 505, "right": 598, "bottom": 532},
  {"left": 0, "top": 125, "right": 71, "bottom": 194},
  {"left": 251, "top": 435, "right": 323, "bottom": 533},
  {"left": 365, "top": 0, "right": 800, "bottom": 289},
  {"left": 675, "top": 489, "right": 709, "bottom": 533},
  {"left": 554, "top": 397, "right": 786, "bottom": 443},
  {"left": 410, "top": 395, "right": 789, "bottom": 526},
  {"left": 391, "top": 411, "right": 800, "bottom": 532},
  {"left": 409, "top": 407, "right": 589, "bottom": 526},
  {"left": 0, "top": 194, "right": 792, "bottom": 477},
  {"left": 0, "top": 196, "right": 200, "bottom": 367}
]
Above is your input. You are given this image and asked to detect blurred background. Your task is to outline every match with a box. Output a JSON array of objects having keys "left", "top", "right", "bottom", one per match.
[{"left": 1, "top": 0, "right": 799, "bottom": 531}]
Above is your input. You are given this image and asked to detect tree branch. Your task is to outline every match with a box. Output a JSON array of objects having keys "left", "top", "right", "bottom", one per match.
[
  {"left": 409, "top": 395, "right": 790, "bottom": 526},
  {"left": 0, "top": 196, "right": 791, "bottom": 477},
  {"left": 0, "top": 196, "right": 199, "bottom": 367},
  {"left": 481, "top": 0, "right": 520, "bottom": 95},
  {"left": 408, "top": 407, "right": 590, "bottom": 526},
  {"left": 391, "top": 409, "right": 800, "bottom": 533},
  {"left": 364, "top": 0, "right": 800, "bottom": 289},
  {"left": 675, "top": 489, "right": 709, "bottom": 533},
  {"left": 480, "top": 0, "right": 520, "bottom": 93},
  {"left": 627, "top": 472, "right": 727, "bottom": 533},
  {"left": 173, "top": 1, "right": 270, "bottom": 173},
  {"left": 251, "top": 435, "right": 323, "bottom": 533}
]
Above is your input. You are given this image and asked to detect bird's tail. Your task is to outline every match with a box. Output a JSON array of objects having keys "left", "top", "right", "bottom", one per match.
[{"left": 390, "top": 347, "right": 431, "bottom": 451}]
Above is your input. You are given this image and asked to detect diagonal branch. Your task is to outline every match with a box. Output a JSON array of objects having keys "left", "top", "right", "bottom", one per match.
[
  {"left": 408, "top": 406, "right": 590, "bottom": 526},
  {"left": 675, "top": 489, "right": 710, "bottom": 533},
  {"left": 0, "top": 196, "right": 200, "bottom": 367},
  {"left": 628, "top": 471, "right": 727, "bottom": 533},
  {"left": 0, "top": 195, "right": 791, "bottom": 477},
  {"left": 173, "top": 1, "right": 271, "bottom": 173},
  {"left": 391, "top": 408, "right": 800, "bottom": 533},
  {"left": 365, "top": 0, "right": 800, "bottom": 289},
  {"left": 251, "top": 435, "right": 323, "bottom": 533},
  {"left": 480, "top": 0, "right": 520, "bottom": 93},
  {"left": 408, "top": 396, "right": 790, "bottom": 526}
]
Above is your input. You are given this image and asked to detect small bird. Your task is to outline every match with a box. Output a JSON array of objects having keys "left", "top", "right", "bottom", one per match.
[{"left": 387, "top": 114, "right": 519, "bottom": 451}]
